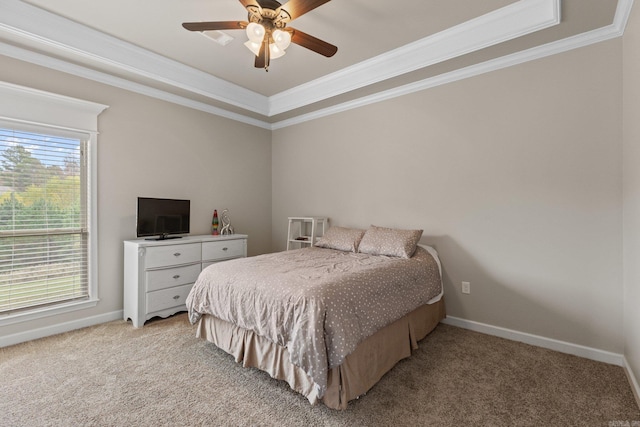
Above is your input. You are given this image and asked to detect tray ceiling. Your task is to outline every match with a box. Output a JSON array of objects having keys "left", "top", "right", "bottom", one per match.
[{"left": 0, "top": 0, "right": 629, "bottom": 129}]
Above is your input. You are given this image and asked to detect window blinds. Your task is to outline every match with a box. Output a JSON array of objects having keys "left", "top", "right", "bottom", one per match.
[{"left": 0, "top": 125, "right": 89, "bottom": 314}]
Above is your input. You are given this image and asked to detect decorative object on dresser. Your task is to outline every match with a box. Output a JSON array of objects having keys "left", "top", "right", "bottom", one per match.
[
  {"left": 212, "top": 209, "right": 219, "bottom": 235},
  {"left": 123, "top": 234, "right": 248, "bottom": 327},
  {"left": 220, "top": 209, "right": 235, "bottom": 235},
  {"left": 286, "top": 216, "right": 328, "bottom": 250}
]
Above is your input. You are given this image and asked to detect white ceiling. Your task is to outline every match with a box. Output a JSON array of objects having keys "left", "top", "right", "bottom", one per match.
[{"left": 0, "top": 0, "right": 630, "bottom": 129}]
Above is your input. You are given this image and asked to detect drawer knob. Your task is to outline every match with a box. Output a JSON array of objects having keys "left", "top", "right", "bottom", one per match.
[
  {"left": 173, "top": 295, "right": 180, "bottom": 300},
  {"left": 173, "top": 275, "right": 180, "bottom": 279},
  {"left": 222, "top": 247, "right": 228, "bottom": 251},
  {"left": 173, "top": 252, "right": 181, "bottom": 257}
]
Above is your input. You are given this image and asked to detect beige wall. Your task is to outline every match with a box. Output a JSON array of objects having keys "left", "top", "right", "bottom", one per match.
[
  {"left": 0, "top": 55, "right": 272, "bottom": 338},
  {"left": 623, "top": 1, "right": 640, "bottom": 399},
  {"left": 273, "top": 39, "right": 623, "bottom": 352}
]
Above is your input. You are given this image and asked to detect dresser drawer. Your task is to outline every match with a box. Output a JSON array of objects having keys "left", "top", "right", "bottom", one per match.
[
  {"left": 145, "top": 243, "right": 201, "bottom": 268},
  {"left": 202, "top": 239, "right": 245, "bottom": 262},
  {"left": 146, "top": 263, "right": 201, "bottom": 292},
  {"left": 146, "top": 283, "right": 193, "bottom": 314}
]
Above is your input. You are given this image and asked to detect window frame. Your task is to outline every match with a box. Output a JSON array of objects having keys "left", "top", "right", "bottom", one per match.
[{"left": 0, "top": 81, "right": 107, "bottom": 326}]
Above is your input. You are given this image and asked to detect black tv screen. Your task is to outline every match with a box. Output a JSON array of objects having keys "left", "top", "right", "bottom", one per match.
[{"left": 136, "top": 197, "right": 190, "bottom": 239}]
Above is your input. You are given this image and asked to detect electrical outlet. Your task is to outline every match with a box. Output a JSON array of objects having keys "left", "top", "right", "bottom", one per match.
[{"left": 462, "top": 281, "right": 471, "bottom": 294}]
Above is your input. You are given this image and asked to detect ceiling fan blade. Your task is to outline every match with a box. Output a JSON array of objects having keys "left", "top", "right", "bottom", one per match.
[
  {"left": 277, "top": 0, "right": 331, "bottom": 21},
  {"left": 288, "top": 28, "right": 337, "bottom": 57},
  {"left": 239, "top": 0, "right": 263, "bottom": 20},
  {"left": 238, "top": 0, "right": 260, "bottom": 8},
  {"left": 182, "top": 21, "right": 248, "bottom": 31},
  {"left": 254, "top": 39, "right": 270, "bottom": 70}
]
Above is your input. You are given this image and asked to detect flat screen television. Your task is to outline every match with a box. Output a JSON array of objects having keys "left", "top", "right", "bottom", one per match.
[{"left": 136, "top": 197, "right": 190, "bottom": 240}]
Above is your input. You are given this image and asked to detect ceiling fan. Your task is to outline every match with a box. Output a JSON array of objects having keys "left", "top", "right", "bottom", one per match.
[{"left": 182, "top": 0, "right": 338, "bottom": 72}]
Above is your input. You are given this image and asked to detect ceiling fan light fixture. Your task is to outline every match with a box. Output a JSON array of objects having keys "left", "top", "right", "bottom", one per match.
[
  {"left": 245, "top": 26, "right": 290, "bottom": 61},
  {"left": 273, "top": 29, "right": 291, "bottom": 50},
  {"left": 244, "top": 40, "right": 262, "bottom": 56},
  {"left": 246, "top": 22, "right": 265, "bottom": 43},
  {"left": 245, "top": 40, "right": 286, "bottom": 60},
  {"left": 269, "top": 43, "right": 286, "bottom": 59}
]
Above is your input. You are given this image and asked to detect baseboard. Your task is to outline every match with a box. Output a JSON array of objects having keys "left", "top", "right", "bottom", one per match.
[
  {"left": 624, "top": 357, "right": 640, "bottom": 409},
  {"left": 0, "top": 310, "right": 123, "bottom": 348},
  {"left": 441, "top": 316, "right": 624, "bottom": 367}
]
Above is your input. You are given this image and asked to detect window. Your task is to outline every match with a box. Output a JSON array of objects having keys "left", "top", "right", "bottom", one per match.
[
  {"left": 0, "top": 125, "right": 89, "bottom": 314},
  {"left": 0, "top": 81, "right": 107, "bottom": 324}
]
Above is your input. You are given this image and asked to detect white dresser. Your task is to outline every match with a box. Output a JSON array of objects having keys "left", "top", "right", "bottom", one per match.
[{"left": 123, "top": 234, "right": 247, "bottom": 327}]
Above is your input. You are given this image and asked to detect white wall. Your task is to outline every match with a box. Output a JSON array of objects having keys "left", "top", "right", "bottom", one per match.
[
  {"left": 623, "top": 0, "right": 640, "bottom": 402},
  {"left": 272, "top": 39, "right": 623, "bottom": 353},
  {"left": 0, "top": 55, "right": 272, "bottom": 340}
]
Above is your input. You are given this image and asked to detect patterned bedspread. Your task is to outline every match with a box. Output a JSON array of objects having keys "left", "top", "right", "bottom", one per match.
[{"left": 186, "top": 245, "right": 442, "bottom": 398}]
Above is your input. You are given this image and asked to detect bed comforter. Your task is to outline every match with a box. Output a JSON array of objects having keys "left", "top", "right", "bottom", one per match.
[{"left": 186, "top": 245, "right": 442, "bottom": 398}]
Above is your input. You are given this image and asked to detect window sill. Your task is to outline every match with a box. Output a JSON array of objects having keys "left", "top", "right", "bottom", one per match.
[{"left": 0, "top": 298, "right": 99, "bottom": 327}]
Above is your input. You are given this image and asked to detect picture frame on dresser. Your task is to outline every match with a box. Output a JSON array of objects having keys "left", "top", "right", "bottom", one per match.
[{"left": 123, "top": 234, "right": 248, "bottom": 327}]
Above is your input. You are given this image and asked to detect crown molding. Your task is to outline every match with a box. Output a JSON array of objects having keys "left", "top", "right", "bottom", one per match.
[
  {"left": 613, "top": 0, "right": 635, "bottom": 35},
  {"left": 0, "top": 0, "right": 559, "bottom": 119},
  {"left": 0, "top": 41, "right": 272, "bottom": 130},
  {"left": 0, "top": 0, "right": 269, "bottom": 115},
  {"left": 268, "top": 0, "right": 561, "bottom": 116},
  {"left": 271, "top": 0, "right": 632, "bottom": 130},
  {"left": 0, "top": 0, "right": 633, "bottom": 131}
]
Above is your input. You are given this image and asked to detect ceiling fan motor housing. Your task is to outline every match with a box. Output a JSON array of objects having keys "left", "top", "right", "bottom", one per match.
[
  {"left": 248, "top": 2, "right": 290, "bottom": 30},
  {"left": 248, "top": 1, "right": 291, "bottom": 46}
]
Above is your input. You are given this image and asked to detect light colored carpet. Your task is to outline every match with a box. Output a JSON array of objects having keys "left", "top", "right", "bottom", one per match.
[{"left": 1, "top": 313, "right": 638, "bottom": 426}]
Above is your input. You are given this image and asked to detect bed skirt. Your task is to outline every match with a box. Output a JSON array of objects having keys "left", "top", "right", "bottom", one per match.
[{"left": 195, "top": 297, "right": 446, "bottom": 409}]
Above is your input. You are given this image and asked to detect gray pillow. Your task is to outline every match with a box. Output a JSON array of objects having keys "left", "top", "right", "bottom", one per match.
[
  {"left": 358, "top": 225, "right": 423, "bottom": 258},
  {"left": 314, "top": 226, "right": 366, "bottom": 252}
]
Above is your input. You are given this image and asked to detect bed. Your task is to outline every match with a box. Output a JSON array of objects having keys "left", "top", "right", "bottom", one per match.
[{"left": 186, "top": 225, "right": 445, "bottom": 409}]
